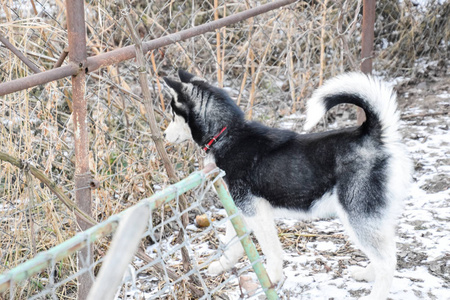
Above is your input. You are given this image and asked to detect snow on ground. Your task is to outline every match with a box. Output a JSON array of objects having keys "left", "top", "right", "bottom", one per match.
[{"left": 276, "top": 111, "right": 449, "bottom": 299}]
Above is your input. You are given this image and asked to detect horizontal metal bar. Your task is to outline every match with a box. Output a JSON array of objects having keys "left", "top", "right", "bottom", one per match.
[
  {"left": 0, "top": 63, "right": 79, "bottom": 96},
  {"left": 0, "top": 0, "right": 297, "bottom": 97},
  {"left": 86, "top": 0, "right": 297, "bottom": 73},
  {"left": 0, "top": 165, "right": 221, "bottom": 293}
]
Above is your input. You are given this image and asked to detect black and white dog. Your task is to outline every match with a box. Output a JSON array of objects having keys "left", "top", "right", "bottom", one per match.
[{"left": 163, "top": 70, "right": 411, "bottom": 299}]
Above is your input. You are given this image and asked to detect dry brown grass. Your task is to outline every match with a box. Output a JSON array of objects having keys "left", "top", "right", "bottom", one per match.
[{"left": 0, "top": 0, "right": 448, "bottom": 298}]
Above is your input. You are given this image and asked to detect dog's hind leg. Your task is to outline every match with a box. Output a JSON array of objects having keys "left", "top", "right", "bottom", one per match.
[
  {"left": 244, "top": 198, "right": 284, "bottom": 284},
  {"left": 339, "top": 208, "right": 397, "bottom": 300},
  {"left": 208, "top": 219, "right": 244, "bottom": 275},
  {"left": 357, "top": 228, "right": 396, "bottom": 300}
]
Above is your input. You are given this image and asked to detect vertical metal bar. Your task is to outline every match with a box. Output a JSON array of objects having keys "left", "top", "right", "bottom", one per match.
[
  {"left": 66, "top": 0, "right": 92, "bottom": 299},
  {"left": 213, "top": 178, "right": 279, "bottom": 300},
  {"left": 358, "top": 0, "right": 376, "bottom": 124},
  {"left": 361, "top": 0, "right": 376, "bottom": 74}
]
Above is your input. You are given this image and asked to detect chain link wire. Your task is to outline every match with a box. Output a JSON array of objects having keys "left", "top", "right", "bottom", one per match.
[{"left": 0, "top": 0, "right": 448, "bottom": 298}]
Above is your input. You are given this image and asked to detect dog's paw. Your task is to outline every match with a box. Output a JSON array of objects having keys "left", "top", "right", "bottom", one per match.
[
  {"left": 207, "top": 261, "right": 225, "bottom": 276},
  {"left": 350, "top": 265, "right": 375, "bottom": 282},
  {"left": 266, "top": 263, "right": 283, "bottom": 284}
]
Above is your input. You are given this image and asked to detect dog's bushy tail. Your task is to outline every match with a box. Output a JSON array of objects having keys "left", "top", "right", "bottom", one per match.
[{"left": 304, "top": 72, "right": 401, "bottom": 143}]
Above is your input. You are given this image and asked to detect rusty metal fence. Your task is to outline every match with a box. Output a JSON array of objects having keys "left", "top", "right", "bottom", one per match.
[{"left": 0, "top": 0, "right": 448, "bottom": 299}]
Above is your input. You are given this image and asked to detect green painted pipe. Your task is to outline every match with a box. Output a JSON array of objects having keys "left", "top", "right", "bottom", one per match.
[
  {"left": 213, "top": 178, "right": 279, "bottom": 300},
  {"left": 0, "top": 167, "right": 219, "bottom": 292},
  {"left": 0, "top": 165, "right": 279, "bottom": 300}
]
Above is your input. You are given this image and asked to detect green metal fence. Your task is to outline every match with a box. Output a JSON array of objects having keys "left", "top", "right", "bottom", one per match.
[{"left": 0, "top": 164, "right": 278, "bottom": 299}]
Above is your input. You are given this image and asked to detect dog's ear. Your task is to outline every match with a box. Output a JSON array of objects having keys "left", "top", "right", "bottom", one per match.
[
  {"left": 178, "top": 69, "right": 196, "bottom": 83},
  {"left": 163, "top": 77, "right": 183, "bottom": 93}
]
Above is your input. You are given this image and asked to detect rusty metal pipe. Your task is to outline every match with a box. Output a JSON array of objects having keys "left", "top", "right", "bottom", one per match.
[
  {"left": 0, "top": 34, "right": 42, "bottom": 74},
  {"left": 66, "top": 0, "right": 92, "bottom": 230},
  {"left": 86, "top": 0, "right": 296, "bottom": 73},
  {"left": 358, "top": 0, "right": 376, "bottom": 124},
  {"left": 0, "top": 63, "right": 78, "bottom": 96},
  {"left": 66, "top": 0, "right": 93, "bottom": 299},
  {"left": 361, "top": 0, "right": 376, "bottom": 74},
  {"left": 67, "top": 0, "right": 91, "bottom": 230},
  {"left": 54, "top": 49, "right": 69, "bottom": 68},
  {"left": 0, "top": 0, "right": 296, "bottom": 97}
]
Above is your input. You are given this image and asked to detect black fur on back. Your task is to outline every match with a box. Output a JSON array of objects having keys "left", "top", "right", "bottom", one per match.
[{"left": 164, "top": 70, "right": 389, "bottom": 216}]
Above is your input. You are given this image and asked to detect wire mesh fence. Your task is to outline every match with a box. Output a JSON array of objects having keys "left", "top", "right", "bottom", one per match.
[
  {"left": 0, "top": 165, "right": 277, "bottom": 299},
  {"left": 0, "top": 0, "right": 448, "bottom": 299}
]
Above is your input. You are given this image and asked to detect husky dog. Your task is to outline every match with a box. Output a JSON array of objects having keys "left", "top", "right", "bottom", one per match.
[{"left": 163, "top": 70, "right": 411, "bottom": 299}]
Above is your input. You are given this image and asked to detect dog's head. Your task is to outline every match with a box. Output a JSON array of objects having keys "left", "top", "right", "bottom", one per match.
[{"left": 163, "top": 69, "right": 244, "bottom": 147}]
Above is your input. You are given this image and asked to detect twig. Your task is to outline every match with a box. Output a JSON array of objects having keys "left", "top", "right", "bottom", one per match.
[
  {"left": 134, "top": 251, "right": 204, "bottom": 298},
  {"left": 24, "top": 168, "right": 37, "bottom": 256},
  {"left": 88, "top": 72, "right": 167, "bottom": 119},
  {"left": 286, "top": 14, "right": 297, "bottom": 112},
  {"left": 336, "top": 0, "right": 361, "bottom": 70},
  {"left": 221, "top": 4, "right": 227, "bottom": 87},
  {"left": 149, "top": 51, "right": 166, "bottom": 111},
  {"left": 248, "top": 49, "right": 256, "bottom": 118},
  {"left": 237, "top": 42, "right": 251, "bottom": 106},
  {"left": 247, "top": 16, "right": 280, "bottom": 118},
  {"left": 120, "top": 0, "right": 203, "bottom": 296},
  {"left": 236, "top": 16, "right": 253, "bottom": 106},
  {"left": 115, "top": 65, "right": 131, "bottom": 129},
  {"left": 0, "top": 151, "right": 96, "bottom": 227},
  {"left": 214, "top": 0, "right": 223, "bottom": 87}
]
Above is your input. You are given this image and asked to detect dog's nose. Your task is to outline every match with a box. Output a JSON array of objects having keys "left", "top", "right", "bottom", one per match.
[{"left": 163, "top": 133, "right": 166, "bottom": 138}]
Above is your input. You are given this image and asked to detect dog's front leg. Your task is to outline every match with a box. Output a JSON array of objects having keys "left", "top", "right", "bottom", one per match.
[
  {"left": 244, "top": 198, "right": 284, "bottom": 284},
  {"left": 208, "top": 219, "right": 244, "bottom": 275},
  {"left": 208, "top": 198, "right": 284, "bottom": 284}
]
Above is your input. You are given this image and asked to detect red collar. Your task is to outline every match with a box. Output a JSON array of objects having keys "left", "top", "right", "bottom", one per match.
[{"left": 203, "top": 127, "right": 227, "bottom": 152}]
